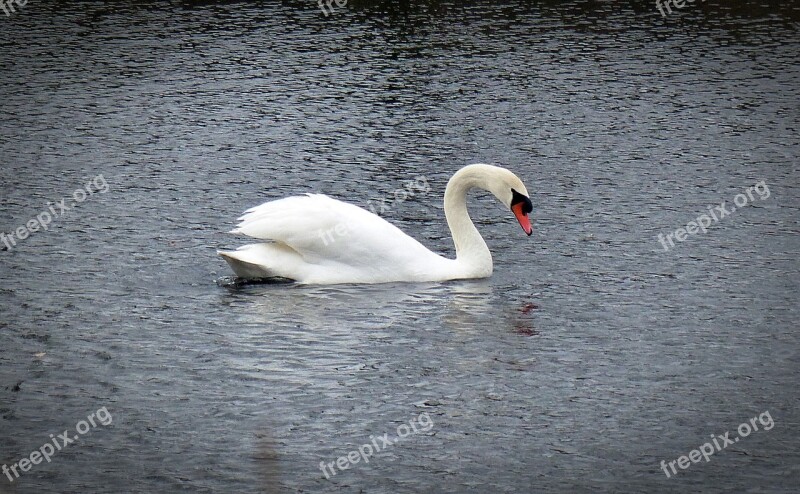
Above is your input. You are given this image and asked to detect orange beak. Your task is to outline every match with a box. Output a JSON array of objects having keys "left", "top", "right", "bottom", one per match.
[{"left": 512, "top": 202, "right": 532, "bottom": 236}]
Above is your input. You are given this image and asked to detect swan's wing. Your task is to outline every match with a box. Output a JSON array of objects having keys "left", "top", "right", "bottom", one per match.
[{"left": 230, "top": 194, "right": 442, "bottom": 267}]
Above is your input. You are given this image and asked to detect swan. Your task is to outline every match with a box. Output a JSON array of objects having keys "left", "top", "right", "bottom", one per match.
[{"left": 218, "top": 164, "right": 533, "bottom": 284}]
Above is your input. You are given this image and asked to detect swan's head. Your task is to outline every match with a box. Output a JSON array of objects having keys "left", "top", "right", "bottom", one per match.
[
  {"left": 446, "top": 164, "right": 534, "bottom": 236},
  {"left": 476, "top": 165, "right": 534, "bottom": 236}
]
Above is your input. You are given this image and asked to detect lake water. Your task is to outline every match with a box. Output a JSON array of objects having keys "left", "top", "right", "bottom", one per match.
[{"left": 1, "top": 1, "right": 798, "bottom": 493}]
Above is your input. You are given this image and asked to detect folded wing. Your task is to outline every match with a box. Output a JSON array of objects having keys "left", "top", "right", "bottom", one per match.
[{"left": 230, "top": 194, "right": 439, "bottom": 270}]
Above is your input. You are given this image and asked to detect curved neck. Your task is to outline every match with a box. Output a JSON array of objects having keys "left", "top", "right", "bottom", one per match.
[{"left": 443, "top": 168, "right": 493, "bottom": 276}]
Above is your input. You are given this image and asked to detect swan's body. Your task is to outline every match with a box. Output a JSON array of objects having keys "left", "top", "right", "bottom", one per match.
[{"left": 219, "top": 164, "right": 532, "bottom": 284}]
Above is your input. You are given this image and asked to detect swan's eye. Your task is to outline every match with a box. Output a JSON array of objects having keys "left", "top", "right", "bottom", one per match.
[{"left": 510, "top": 189, "right": 532, "bottom": 214}]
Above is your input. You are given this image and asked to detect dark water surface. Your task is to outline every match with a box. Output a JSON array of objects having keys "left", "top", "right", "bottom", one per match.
[{"left": 1, "top": 1, "right": 798, "bottom": 493}]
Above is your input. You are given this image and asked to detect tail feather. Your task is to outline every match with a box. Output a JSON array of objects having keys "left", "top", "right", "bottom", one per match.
[
  {"left": 218, "top": 250, "right": 276, "bottom": 279},
  {"left": 217, "top": 243, "right": 304, "bottom": 280}
]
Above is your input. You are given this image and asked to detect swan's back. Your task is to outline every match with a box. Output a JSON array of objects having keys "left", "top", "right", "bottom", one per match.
[{"left": 219, "top": 194, "right": 455, "bottom": 284}]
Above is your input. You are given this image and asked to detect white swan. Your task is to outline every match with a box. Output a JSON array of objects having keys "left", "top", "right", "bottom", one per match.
[{"left": 218, "top": 164, "right": 533, "bottom": 284}]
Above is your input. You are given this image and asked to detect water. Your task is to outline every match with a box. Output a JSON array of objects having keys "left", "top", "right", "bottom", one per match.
[{"left": 1, "top": 1, "right": 798, "bottom": 493}]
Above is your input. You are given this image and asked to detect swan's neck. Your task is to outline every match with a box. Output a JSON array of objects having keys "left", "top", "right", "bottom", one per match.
[{"left": 443, "top": 170, "right": 492, "bottom": 277}]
